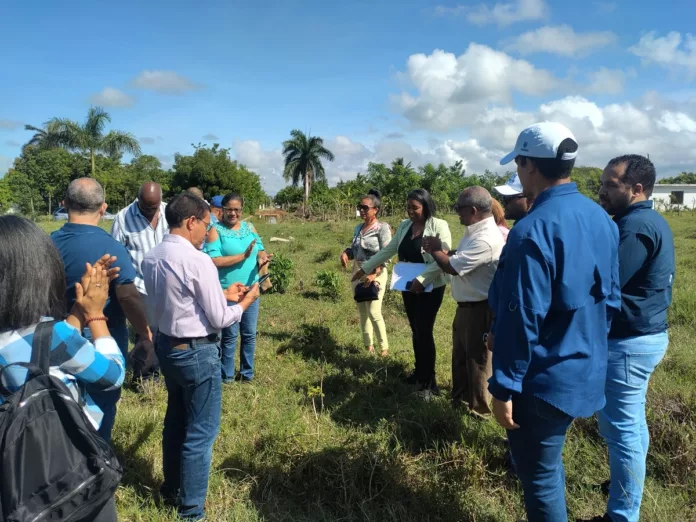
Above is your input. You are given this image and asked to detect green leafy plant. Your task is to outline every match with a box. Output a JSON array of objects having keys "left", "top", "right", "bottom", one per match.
[
  {"left": 267, "top": 253, "right": 295, "bottom": 294},
  {"left": 315, "top": 269, "right": 342, "bottom": 301}
]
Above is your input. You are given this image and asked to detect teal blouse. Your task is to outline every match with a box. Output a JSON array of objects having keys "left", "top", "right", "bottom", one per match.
[{"left": 204, "top": 221, "right": 265, "bottom": 287}]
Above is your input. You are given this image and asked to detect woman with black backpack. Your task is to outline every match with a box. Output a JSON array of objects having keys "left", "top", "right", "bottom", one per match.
[{"left": 0, "top": 216, "right": 126, "bottom": 522}]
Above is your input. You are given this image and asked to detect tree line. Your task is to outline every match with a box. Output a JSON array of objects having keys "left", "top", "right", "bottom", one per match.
[{"left": 0, "top": 105, "right": 615, "bottom": 218}]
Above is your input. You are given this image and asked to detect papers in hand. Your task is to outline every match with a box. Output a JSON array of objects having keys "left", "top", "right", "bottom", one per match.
[{"left": 390, "top": 262, "right": 434, "bottom": 292}]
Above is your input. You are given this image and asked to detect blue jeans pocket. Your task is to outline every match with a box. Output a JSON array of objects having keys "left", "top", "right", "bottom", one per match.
[{"left": 626, "top": 350, "right": 666, "bottom": 385}]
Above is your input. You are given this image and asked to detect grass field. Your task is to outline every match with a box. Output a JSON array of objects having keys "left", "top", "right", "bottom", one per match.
[{"left": 40, "top": 213, "right": 696, "bottom": 522}]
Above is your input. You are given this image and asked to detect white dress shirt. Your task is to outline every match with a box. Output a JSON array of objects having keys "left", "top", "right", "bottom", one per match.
[{"left": 449, "top": 216, "right": 505, "bottom": 303}]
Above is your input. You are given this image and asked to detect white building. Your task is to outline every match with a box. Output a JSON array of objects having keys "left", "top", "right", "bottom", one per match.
[{"left": 650, "top": 184, "right": 696, "bottom": 211}]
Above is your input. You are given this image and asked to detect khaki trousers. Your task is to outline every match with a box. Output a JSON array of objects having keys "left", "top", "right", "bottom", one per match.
[
  {"left": 452, "top": 301, "right": 493, "bottom": 415},
  {"left": 352, "top": 263, "right": 389, "bottom": 350}
]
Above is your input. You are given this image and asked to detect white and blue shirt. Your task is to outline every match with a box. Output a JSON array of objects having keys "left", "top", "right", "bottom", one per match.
[
  {"left": 0, "top": 320, "right": 125, "bottom": 429},
  {"left": 111, "top": 200, "right": 168, "bottom": 294}
]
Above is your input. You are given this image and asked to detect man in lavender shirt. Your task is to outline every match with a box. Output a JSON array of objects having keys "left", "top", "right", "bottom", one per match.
[{"left": 142, "top": 193, "right": 259, "bottom": 521}]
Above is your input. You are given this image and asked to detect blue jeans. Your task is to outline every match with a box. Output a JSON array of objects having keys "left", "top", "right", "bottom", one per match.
[
  {"left": 85, "top": 325, "right": 129, "bottom": 444},
  {"left": 221, "top": 298, "right": 260, "bottom": 382},
  {"left": 597, "top": 332, "right": 668, "bottom": 522},
  {"left": 507, "top": 394, "right": 574, "bottom": 522},
  {"left": 156, "top": 334, "right": 223, "bottom": 521}
]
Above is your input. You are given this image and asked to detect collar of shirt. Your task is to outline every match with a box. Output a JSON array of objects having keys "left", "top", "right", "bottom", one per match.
[
  {"left": 613, "top": 200, "right": 653, "bottom": 222},
  {"left": 162, "top": 233, "right": 196, "bottom": 250},
  {"left": 528, "top": 182, "right": 579, "bottom": 213},
  {"left": 465, "top": 216, "right": 496, "bottom": 236}
]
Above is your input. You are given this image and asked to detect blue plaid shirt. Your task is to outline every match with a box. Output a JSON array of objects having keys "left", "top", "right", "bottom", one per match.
[{"left": 0, "top": 319, "right": 125, "bottom": 429}]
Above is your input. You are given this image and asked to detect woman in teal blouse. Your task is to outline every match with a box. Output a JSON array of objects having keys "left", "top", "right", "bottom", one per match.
[{"left": 204, "top": 193, "right": 269, "bottom": 383}]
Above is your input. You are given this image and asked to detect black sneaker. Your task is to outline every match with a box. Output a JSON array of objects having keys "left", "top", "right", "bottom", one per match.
[{"left": 576, "top": 515, "right": 612, "bottom": 522}]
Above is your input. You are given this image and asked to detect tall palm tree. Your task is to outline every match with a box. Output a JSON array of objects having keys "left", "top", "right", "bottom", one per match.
[
  {"left": 282, "top": 129, "right": 335, "bottom": 214},
  {"left": 25, "top": 106, "right": 141, "bottom": 176}
]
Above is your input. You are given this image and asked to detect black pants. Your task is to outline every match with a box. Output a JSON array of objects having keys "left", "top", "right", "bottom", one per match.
[{"left": 401, "top": 285, "right": 445, "bottom": 386}]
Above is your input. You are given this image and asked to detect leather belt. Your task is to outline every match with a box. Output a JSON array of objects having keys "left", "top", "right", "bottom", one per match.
[
  {"left": 457, "top": 299, "right": 489, "bottom": 308},
  {"left": 167, "top": 333, "right": 219, "bottom": 350}
]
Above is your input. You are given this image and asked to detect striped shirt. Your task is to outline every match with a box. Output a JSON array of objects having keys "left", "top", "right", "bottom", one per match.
[
  {"left": 111, "top": 200, "right": 168, "bottom": 294},
  {"left": 0, "top": 320, "right": 125, "bottom": 429}
]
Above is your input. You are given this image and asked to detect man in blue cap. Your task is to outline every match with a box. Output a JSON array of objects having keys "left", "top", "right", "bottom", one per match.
[
  {"left": 210, "top": 195, "right": 223, "bottom": 224},
  {"left": 488, "top": 121, "right": 621, "bottom": 522}
]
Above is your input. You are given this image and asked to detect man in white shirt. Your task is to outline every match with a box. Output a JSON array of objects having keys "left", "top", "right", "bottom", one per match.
[
  {"left": 111, "top": 181, "right": 168, "bottom": 378},
  {"left": 423, "top": 187, "right": 504, "bottom": 415}
]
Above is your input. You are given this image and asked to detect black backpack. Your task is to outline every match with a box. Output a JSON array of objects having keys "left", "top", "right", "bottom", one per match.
[{"left": 0, "top": 320, "right": 123, "bottom": 521}]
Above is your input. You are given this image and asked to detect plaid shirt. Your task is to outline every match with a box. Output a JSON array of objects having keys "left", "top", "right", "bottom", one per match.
[{"left": 0, "top": 319, "right": 125, "bottom": 429}]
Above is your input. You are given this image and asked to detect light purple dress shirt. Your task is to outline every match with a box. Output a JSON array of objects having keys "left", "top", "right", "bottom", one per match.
[{"left": 142, "top": 234, "right": 243, "bottom": 338}]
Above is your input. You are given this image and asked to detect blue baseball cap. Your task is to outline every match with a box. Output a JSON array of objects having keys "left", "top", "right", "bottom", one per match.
[{"left": 210, "top": 195, "right": 224, "bottom": 208}]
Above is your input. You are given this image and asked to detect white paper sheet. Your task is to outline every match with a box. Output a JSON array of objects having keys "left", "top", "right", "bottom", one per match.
[{"left": 390, "top": 262, "right": 434, "bottom": 292}]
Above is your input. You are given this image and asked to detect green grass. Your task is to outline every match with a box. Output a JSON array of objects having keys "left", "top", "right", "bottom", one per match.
[{"left": 40, "top": 214, "right": 696, "bottom": 521}]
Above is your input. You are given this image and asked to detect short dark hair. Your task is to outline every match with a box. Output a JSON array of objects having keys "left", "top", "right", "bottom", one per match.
[
  {"left": 361, "top": 188, "right": 382, "bottom": 211},
  {"left": 0, "top": 216, "right": 66, "bottom": 329},
  {"left": 407, "top": 188, "right": 437, "bottom": 220},
  {"left": 221, "top": 193, "right": 244, "bottom": 208},
  {"left": 165, "top": 193, "right": 209, "bottom": 229},
  {"left": 606, "top": 154, "right": 656, "bottom": 197},
  {"left": 520, "top": 138, "right": 578, "bottom": 180}
]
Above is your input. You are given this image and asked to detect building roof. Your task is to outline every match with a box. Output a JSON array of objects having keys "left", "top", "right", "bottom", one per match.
[{"left": 652, "top": 184, "right": 696, "bottom": 189}]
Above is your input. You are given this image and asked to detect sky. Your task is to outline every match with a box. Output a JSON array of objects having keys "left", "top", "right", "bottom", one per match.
[{"left": 2, "top": 0, "right": 696, "bottom": 194}]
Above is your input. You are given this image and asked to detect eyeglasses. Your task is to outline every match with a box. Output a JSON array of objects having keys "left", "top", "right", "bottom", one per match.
[
  {"left": 453, "top": 203, "right": 473, "bottom": 212},
  {"left": 502, "top": 194, "right": 525, "bottom": 203},
  {"left": 198, "top": 218, "right": 214, "bottom": 232},
  {"left": 356, "top": 204, "right": 373, "bottom": 212},
  {"left": 222, "top": 207, "right": 243, "bottom": 214}
]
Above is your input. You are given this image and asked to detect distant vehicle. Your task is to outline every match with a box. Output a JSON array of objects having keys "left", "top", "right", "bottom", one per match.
[
  {"left": 53, "top": 207, "right": 68, "bottom": 221},
  {"left": 52, "top": 207, "right": 116, "bottom": 221}
]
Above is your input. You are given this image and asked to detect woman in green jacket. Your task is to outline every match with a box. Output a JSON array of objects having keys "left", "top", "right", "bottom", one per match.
[{"left": 353, "top": 188, "right": 451, "bottom": 393}]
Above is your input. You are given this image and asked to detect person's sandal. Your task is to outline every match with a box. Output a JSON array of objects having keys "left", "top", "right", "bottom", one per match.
[
  {"left": 367, "top": 346, "right": 375, "bottom": 354},
  {"left": 380, "top": 349, "right": 389, "bottom": 357}
]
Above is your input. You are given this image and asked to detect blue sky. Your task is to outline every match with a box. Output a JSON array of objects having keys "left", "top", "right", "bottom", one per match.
[{"left": 2, "top": 0, "right": 696, "bottom": 193}]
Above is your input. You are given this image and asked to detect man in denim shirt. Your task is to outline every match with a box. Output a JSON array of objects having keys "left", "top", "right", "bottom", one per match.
[
  {"left": 582, "top": 155, "right": 675, "bottom": 522},
  {"left": 489, "top": 122, "right": 621, "bottom": 521}
]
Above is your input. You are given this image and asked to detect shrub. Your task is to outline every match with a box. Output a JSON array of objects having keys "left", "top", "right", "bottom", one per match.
[
  {"left": 315, "top": 269, "right": 342, "bottom": 301},
  {"left": 267, "top": 253, "right": 295, "bottom": 294}
]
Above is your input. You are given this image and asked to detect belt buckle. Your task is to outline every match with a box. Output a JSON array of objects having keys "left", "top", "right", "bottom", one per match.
[{"left": 171, "top": 342, "right": 189, "bottom": 350}]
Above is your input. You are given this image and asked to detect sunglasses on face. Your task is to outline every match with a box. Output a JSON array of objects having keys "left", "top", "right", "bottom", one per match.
[
  {"left": 356, "top": 204, "right": 373, "bottom": 211},
  {"left": 223, "top": 207, "right": 243, "bottom": 214},
  {"left": 502, "top": 194, "right": 525, "bottom": 203}
]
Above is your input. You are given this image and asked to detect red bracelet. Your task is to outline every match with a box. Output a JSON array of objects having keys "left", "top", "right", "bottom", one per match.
[{"left": 85, "top": 316, "right": 108, "bottom": 326}]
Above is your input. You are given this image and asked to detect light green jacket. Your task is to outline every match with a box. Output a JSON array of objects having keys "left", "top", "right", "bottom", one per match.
[{"left": 361, "top": 217, "right": 452, "bottom": 289}]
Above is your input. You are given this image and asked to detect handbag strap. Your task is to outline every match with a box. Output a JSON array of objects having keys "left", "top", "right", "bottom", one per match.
[{"left": 30, "top": 320, "right": 57, "bottom": 375}]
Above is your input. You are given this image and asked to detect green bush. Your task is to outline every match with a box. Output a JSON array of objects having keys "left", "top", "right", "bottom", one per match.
[
  {"left": 267, "top": 253, "right": 295, "bottom": 294},
  {"left": 315, "top": 269, "right": 342, "bottom": 301}
]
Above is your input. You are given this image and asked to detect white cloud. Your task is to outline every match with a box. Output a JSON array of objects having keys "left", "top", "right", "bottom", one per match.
[
  {"left": 88, "top": 87, "right": 135, "bottom": 108},
  {"left": 0, "top": 120, "right": 21, "bottom": 130},
  {"left": 629, "top": 32, "right": 696, "bottom": 77},
  {"left": 385, "top": 132, "right": 405, "bottom": 139},
  {"left": 657, "top": 111, "right": 696, "bottom": 133},
  {"left": 587, "top": 67, "right": 625, "bottom": 94},
  {"left": 131, "top": 70, "right": 202, "bottom": 94},
  {"left": 435, "top": 0, "right": 547, "bottom": 27},
  {"left": 392, "top": 45, "right": 561, "bottom": 131},
  {"left": 503, "top": 25, "right": 616, "bottom": 57}
]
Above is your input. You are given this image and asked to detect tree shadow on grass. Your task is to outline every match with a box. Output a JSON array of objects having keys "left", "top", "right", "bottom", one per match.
[
  {"left": 276, "top": 324, "right": 505, "bottom": 459},
  {"left": 217, "top": 444, "right": 490, "bottom": 522},
  {"left": 112, "top": 421, "right": 160, "bottom": 500}
]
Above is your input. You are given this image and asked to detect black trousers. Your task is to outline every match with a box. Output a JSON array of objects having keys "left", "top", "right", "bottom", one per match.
[{"left": 401, "top": 285, "right": 446, "bottom": 386}]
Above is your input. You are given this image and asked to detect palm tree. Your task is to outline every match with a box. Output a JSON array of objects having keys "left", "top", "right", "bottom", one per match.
[
  {"left": 25, "top": 106, "right": 141, "bottom": 176},
  {"left": 282, "top": 129, "right": 335, "bottom": 214}
]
